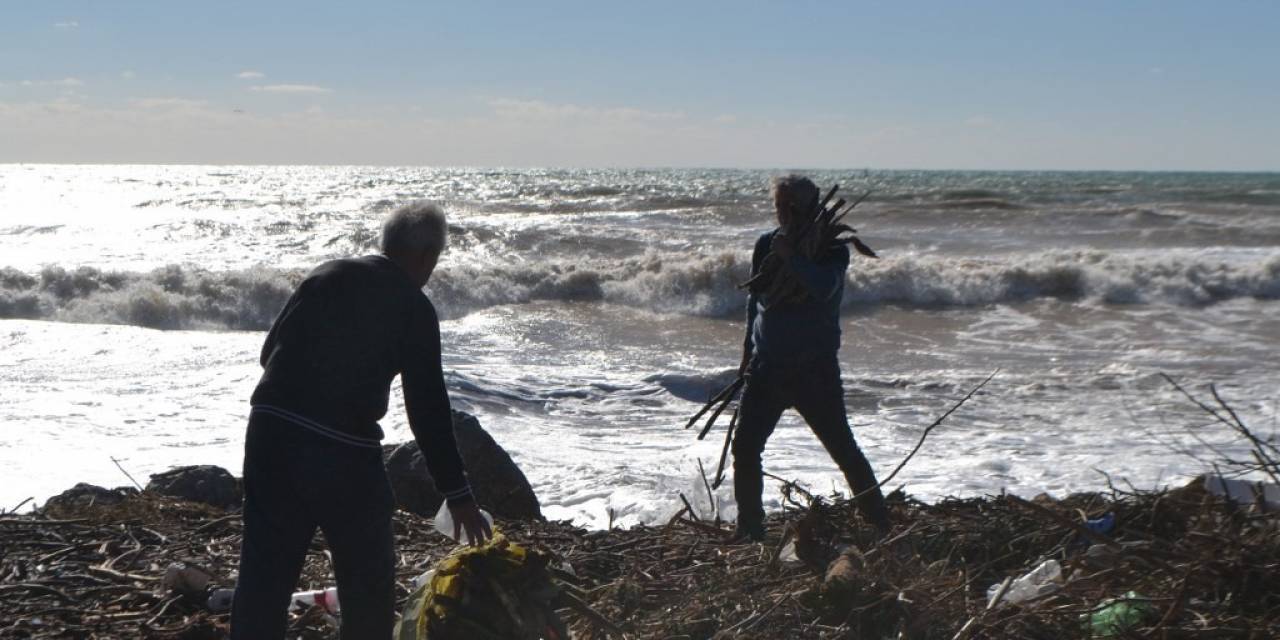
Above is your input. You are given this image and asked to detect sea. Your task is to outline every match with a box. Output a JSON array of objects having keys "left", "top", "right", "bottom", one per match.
[{"left": 2, "top": 165, "right": 1277, "bottom": 527}]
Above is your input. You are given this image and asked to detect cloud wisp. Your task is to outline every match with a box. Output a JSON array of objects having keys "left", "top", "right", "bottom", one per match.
[
  {"left": 54, "top": 21, "right": 79, "bottom": 29},
  {"left": 20, "top": 78, "right": 84, "bottom": 88},
  {"left": 237, "top": 71, "right": 266, "bottom": 79},
  {"left": 250, "top": 84, "right": 332, "bottom": 94}
]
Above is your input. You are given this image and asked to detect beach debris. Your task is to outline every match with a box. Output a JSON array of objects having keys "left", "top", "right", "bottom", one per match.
[
  {"left": 1082, "top": 591, "right": 1156, "bottom": 637},
  {"left": 206, "top": 587, "right": 236, "bottom": 613},
  {"left": 3, "top": 474, "right": 1280, "bottom": 638},
  {"left": 395, "top": 533, "right": 567, "bottom": 640},
  {"left": 291, "top": 586, "right": 341, "bottom": 614},
  {"left": 985, "top": 558, "right": 1064, "bottom": 607},
  {"left": 431, "top": 500, "right": 495, "bottom": 545},
  {"left": 162, "top": 562, "right": 215, "bottom": 597}
]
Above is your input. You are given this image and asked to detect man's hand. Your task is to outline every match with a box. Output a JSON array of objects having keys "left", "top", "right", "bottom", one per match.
[
  {"left": 450, "top": 501, "right": 493, "bottom": 546},
  {"left": 770, "top": 233, "right": 796, "bottom": 259}
]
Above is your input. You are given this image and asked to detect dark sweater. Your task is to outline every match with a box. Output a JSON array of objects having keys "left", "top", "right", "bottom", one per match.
[
  {"left": 250, "top": 255, "right": 471, "bottom": 502},
  {"left": 743, "top": 230, "right": 849, "bottom": 365}
]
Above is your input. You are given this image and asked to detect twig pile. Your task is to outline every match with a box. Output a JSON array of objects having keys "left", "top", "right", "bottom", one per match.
[
  {"left": 3, "top": 378, "right": 1276, "bottom": 638},
  {"left": 4, "top": 477, "right": 1277, "bottom": 639}
]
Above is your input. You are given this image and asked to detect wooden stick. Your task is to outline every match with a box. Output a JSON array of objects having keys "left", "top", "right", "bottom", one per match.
[
  {"left": 712, "top": 406, "right": 739, "bottom": 489},
  {"left": 683, "top": 377, "right": 743, "bottom": 430},
  {"left": 852, "top": 369, "right": 998, "bottom": 502},
  {"left": 696, "top": 383, "right": 740, "bottom": 440},
  {"left": 558, "top": 591, "right": 627, "bottom": 638},
  {"left": 110, "top": 457, "right": 144, "bottom": 491},
  {"left": 697, "top": 458, "right": 718, "bottom": 522}
]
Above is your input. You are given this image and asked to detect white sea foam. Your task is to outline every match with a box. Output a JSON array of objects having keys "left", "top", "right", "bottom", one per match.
[{"left": 4, "top": 249, "right": 1277, "bottom": 329}]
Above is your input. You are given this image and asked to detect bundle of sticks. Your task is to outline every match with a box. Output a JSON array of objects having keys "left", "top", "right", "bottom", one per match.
[
  {"left": 740, "top": 183, "right": 877, "bottom": 308},
  {"left": 684, "top": 184, "right": 878, "bottom": 487}
]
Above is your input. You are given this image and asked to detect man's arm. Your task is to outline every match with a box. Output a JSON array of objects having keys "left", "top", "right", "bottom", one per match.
[
  {"left": 403, "top": 299, "right": 492, "bottom": 544},
  {"left": 401, "top": 301, "right": 473, "bottom": 505},
  {"left": 740, "top": 233, "right": 770, "bottom": 374}
]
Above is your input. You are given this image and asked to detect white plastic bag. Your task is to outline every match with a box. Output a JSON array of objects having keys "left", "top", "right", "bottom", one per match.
[{"left": 432, "top": 501, "right": 494, "bottom": 544}]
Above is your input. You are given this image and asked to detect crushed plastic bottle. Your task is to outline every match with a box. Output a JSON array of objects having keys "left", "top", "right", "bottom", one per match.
[
  {"left": 1085, "top": 512, "right": 1116, "bottom": 535},
  {"left": 291, "top": 587, "right": 341, "bottom": 614},
  {"left": 986, "top": 559, "right": 1063, "bottom": 607},
  {"left": 432, "top": 501, "right": 494, "bottom": 544},
  {"left": 1083, "top": 591, "right": 1154, "bottom": 637}
]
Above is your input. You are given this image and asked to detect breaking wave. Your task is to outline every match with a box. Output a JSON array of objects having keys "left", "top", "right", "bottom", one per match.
[
  {"left": 2, "top": 250, "right": 1278, "bottom": 330},
  {"left": 0, "top": 265, "right": 302, "bottom": 330}
]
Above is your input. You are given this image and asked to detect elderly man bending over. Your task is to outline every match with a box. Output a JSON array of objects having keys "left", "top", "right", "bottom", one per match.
[{"left": 231, "top": 202, "right": 491, "bottom": 640}]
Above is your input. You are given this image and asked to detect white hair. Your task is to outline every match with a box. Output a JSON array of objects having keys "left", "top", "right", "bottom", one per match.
[{"left": 380, "top": 201, "right": 448, "bottom": 257}]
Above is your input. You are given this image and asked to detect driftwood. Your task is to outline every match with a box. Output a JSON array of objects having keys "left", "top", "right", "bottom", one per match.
[
  {"left": 4, "top": 473, "right": 1278, "bottom": 639},
  {"left": 4, "top": 385, "right": 1278, "bottom": 638}
]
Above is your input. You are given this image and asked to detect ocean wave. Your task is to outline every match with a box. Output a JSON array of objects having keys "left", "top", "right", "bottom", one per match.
[
  {"left": 0, "top": 265, "right": 301, "bottom": 330},
  {"left": 3, "top": 251, "right": 1278, "bottom": 330},
  {"left": 845, "top": 251, "right": 1280, "bottom": 307}
]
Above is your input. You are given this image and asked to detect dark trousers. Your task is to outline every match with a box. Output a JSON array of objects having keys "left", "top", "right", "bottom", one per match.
[
  {"left": 230, "top": 412, "right": 396, "bottom": 640},
  {"left": 732, "top": 357, "right": 890, "bottom": 535}
]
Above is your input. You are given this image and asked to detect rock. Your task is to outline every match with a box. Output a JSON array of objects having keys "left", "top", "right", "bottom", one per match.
[
  {"left": 146, "top": 465, "right": 241, "bottom": 509},
  {"left": 824, "top": 548, "right": 861, "bottom": 590},
  {"left": 384, "top": 410, "right": 541, "bottom": 519},
  {"left": 42, "top": 483, "right": 138, "bottom": 512}
]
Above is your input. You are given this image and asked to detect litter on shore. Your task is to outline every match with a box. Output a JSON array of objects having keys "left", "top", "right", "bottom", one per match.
[{"left": 2, "top": 472, "right": 1278, "bottom": 639}]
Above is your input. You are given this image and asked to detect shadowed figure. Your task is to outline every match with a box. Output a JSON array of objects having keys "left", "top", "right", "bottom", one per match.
[
  {"left": 732, "top": 175, "right": 890, "bottom": 542},
  {"left": 230, "top": 202, "right": 491, "bottom": 640}
]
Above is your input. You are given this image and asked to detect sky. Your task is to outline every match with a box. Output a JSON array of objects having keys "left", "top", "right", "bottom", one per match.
[{"left": 2, "top": 1, "right": 1278, "bottom": 170}]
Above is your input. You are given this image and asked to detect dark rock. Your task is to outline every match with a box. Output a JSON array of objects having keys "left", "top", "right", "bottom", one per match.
[
  {"left": 42, "top": 483, "right": 138, "bottom": 512},
  {"left": 146, "top": 465, "right": 241, "bottom": 509},
  {"left": 384, "top": 410, "right": 541, "bottom": 519}
]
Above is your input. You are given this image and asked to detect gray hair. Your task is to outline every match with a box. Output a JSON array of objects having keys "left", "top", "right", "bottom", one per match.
[
  {"left": 770, "top": 174, "right": 820, "bottom": 219},
  {"left": 380, "top": 201, "right": 448, "bottom": 256}
]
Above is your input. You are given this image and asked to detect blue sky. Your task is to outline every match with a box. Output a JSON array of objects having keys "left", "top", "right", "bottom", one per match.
[{"left": 2, "top": 1, "right": 1277, "bottom": 169}]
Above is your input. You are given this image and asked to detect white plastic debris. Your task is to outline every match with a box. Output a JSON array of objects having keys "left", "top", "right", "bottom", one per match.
[
  {"left": 432, "top": 501, "right": 494, "bottom": 544},
  {"left": 986, "top": 559, "right": 1063, "bottom": 607}
]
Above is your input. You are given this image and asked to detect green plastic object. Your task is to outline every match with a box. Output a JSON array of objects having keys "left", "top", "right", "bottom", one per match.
[{"left": 1084, "top": 591, "right": 1155, "bottom": 637}]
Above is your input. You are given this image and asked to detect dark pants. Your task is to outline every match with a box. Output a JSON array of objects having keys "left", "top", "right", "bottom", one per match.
[
  {"left": 230, "top": 412, "right": 396, "bottom": 640},
  {"left": 732, "top": 357, "right": 890, "bottom": 536}
]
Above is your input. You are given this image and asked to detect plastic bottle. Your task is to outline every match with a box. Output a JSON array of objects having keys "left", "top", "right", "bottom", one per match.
[
  {"left": 432, "top": 501, "right": 494, "bottom": 544},
  {"left": 987, "top": 559, "right": 1063, "bottom": 606},
  {"left": 206, "top": 587, "right": 235, "bottom": 613},
  {"left": 410, "top": 569, "right": 435, "bottom": 591},
  {"left": 1084, "top": 591, "right": 1153, "bottom": 636},
  {"left": 290, "top": 587, "right": 341, "bottom": 614}
]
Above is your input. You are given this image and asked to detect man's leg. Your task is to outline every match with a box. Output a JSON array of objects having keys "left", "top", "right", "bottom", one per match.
[
  {"left": 793, "top": 363, "right": 891, "bottom": 532},
  {"left": 315, "top": 446, "right": 397, "bottom": 640},
  {"left": 231, "top": 417, "right": 317, "bottom": 639},
  {"left": 731, "top": 368, "right": 787, "bottom": 540}
]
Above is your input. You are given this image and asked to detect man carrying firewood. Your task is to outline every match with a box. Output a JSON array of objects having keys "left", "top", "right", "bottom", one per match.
[{"left": 732, "top": 174, "right": 890, "bottom": 542}]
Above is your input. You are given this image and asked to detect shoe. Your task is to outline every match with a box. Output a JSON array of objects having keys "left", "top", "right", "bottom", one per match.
[{"left": 730, "top": 523, "right": 765, "bottom": 544}]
